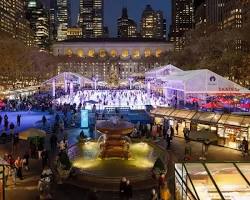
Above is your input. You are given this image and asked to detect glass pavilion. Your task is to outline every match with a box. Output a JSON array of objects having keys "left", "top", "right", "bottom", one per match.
[{"left": 175, "top": 162, "right": 250, "bottom": 200}]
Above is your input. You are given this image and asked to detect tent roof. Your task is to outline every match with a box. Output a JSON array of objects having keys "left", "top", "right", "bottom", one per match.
[
  {"left": 145, "top": 64, "right": 183, "bottom": 78},
  {"left": 159, "top": 69, "right": 250, "bottom": 94},
  {"left": 159, "top": 70, "right": 203, "bottom": 81},
  {"left": 42, "top": 72, "right": 93, "bottom": 85}
]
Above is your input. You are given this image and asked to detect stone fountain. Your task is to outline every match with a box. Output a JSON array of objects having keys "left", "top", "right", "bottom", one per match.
[{"left": 96, "top": 116, "right": 134, "bottom": 159}]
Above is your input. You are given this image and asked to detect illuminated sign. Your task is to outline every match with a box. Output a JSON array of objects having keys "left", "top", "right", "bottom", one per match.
[{"left": 81, "top": 110, "right": 88, "bottom": 128}]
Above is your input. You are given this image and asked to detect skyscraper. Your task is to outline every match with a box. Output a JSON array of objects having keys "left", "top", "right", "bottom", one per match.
[
  {"left": 117, "top": 8, "right": 137, "bottom": 38},
  {"left": 171, "top": 0, "right": 194, "bottom": 50},
  {"left": 140, "top": 5, "right": 164, "bottom": 39},
  {"left": 79, "top": 0, "right": 103, "bottom": 38},
  {"left": 26, "top": 0, "right": 49, "bottom": 50},
  {"left": 0, "top": 0, "right": 35, "bottom": 46},
  {"left": 57, "top": 0, "right": 70, "bottom": 41},
  {"left": 49, "top": 0, "right": 58, "bottom": 43}
]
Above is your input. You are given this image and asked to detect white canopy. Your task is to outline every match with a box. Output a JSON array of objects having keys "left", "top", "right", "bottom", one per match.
[
  {"left": 145, "top": 64, "right": 183, "bottom": 79},
  {"left": 42, "top": 72, "right": 93, "bottom": 86},
  {"left": 159, "top": 69, "right": 250, "bottom": 94}
]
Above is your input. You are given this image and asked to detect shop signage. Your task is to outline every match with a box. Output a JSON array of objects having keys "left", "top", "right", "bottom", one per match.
[{"left": 218, "top": 87, "right": 240, "bottom": 91}]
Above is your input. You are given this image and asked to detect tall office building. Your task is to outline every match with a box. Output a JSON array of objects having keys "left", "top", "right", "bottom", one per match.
[
  {"left": 26, "top": 0, "right": 49, "bottom": 50},
  {"left": 57, "top": 0, "right": 71, "bottom": 41},
  {"left": 49, "top": 0, "right": 58, "bottom": 43},
  {"left": 79, "top": 0, "right": 103, "bottom": 38},
  {"left": 206, "top": 0, "right": 225, "bottom": 29},
  {"left": 163, "top": 19, "right": 167, "bottom": 40},
  {"left": 171, "top": 0, "right": 194, "bottom": 50},
  {"left": 0, "top": 0, "right": 35, "bottom": 46},
  {"left": 117, "top": 8, "right": 137, "bottom": 38},
  {"left": 140, "top": 5, "right": 164, "bottom": 39}
]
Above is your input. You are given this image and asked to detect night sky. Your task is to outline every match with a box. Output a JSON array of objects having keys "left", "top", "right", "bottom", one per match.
[{"left": 42, "top": 0, "right": 172, "bottom": 36}]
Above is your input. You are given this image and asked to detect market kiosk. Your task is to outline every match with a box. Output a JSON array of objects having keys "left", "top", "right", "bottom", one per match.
[
  {"left": 217, "top": 114, "right": 250, "bottom": 149},
  {"left": 190, "top": 112, "right": 222, "bottom": 142},
  {"left": 167, "top": 109, "right": 197, "bottom": 137},
  {"left": 150, "top": 107, "right": 175, "bottom": 125}
]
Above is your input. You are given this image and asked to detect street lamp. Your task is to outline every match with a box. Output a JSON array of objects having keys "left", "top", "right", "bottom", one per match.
[
  {"left": 128, "top": 77, "right": 133, "bottom": 90},
  {"left": 93, "top": 76, "right": 98, "bottom": 90}
]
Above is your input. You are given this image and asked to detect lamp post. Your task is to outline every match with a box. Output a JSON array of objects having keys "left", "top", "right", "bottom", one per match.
[
  {"left": 128, "top": 77, "right": 133, "bottom": 90},
  {"left": 93, "top": 76, "right": 98, "bottom": 90},
  {"left": 52, "top": 79, "right": 56, "bottom": 98}
]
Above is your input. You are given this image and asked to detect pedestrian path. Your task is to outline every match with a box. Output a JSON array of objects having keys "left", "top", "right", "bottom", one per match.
[{"left": 155, "top": 136, "right": 250, "bottom": 162}]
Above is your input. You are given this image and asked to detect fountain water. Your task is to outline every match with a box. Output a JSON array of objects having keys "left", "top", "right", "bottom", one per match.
[{"left": 96, "top": 117, "right": 134, "bottom": 159}]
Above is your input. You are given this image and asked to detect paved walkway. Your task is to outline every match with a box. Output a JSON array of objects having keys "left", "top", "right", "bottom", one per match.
[{"left": 3, "top": 131, "right": 250, "bottom": 200}]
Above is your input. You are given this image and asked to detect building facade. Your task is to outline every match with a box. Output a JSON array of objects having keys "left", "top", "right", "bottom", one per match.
[
  {"left": 171, "top": 0, "right": 194, "bottom": 50},
  {"left": 140, "top": 5, "right": 165, "bottom": 39},
  {"left": 57, "top": 0, "right": 71, "bottom": 41},
  {"left": 26, "top": 0, "right": 49, "bottom": 50},
  {"left": 52, "top": 38, "right": 173, "bottom": 80},
  {"left": 49, "top": 0, "right": 58, "bottom": 43},
  {"left": 79, "top": 0, "right": 103, "bottom": 38},
  {"left": 117, "top": 8, "right": 137, "bottom": 38},
  {"left": 67, "top": 27, "right": 83, "bottom": 39},
  {"left": 0, "top": 0, "right": 35, "bottom": 46}
]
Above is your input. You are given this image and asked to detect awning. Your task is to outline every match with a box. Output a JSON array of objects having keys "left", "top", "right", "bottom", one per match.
[
  {"left": 169, "top": 109, "right": 196, "bottom": 120},
  {"left": 218, "top": 114, "right": 245, "bottom": 127},
  {"left": 192, "top": 112, "right": 222, "bottom": 124},
  {"left": 150, "top": 107, "right": 175, "bottom": 116}
]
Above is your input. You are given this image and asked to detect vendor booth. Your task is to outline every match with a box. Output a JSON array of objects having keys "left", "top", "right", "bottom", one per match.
[
  {"left": 150, "top": 107, "right": 250, "bottom": 150},
  {"left": 217, "top": 114, "right": 250, "bottom": 149},
  {"left": 190, "top": 112, "right": 222, "bottom": 142},
  {"left": 168, "top": 109, "right": 197, "bottom": 137},
  {"left": 175, "top": 162, "right": 250, "bottom": 200}
]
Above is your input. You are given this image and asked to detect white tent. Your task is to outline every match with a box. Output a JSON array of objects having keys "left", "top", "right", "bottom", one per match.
[
  {"left": 42, "top": 72, "right": 93, "bottom": 86},
  {"left": 159, "top": 69, "right": 250, "bottom": 94},
  {"left": 145, "top": 64, "right": 183, "bottom": 80}
]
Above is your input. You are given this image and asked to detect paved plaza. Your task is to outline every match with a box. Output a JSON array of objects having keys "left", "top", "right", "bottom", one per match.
[{"left": 1, "top": 113, "right": 248, "bottom": 200}]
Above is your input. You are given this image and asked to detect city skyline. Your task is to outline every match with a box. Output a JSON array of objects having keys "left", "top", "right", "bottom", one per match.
[{"left": 42, "top": 0, "right": 171, "bottom": 37}]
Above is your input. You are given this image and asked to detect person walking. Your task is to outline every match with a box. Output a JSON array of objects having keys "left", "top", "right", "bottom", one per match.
[
  {"left": 166, "top": 128, "right": 171, "bottom": 149},
  {"left": 124, "top": 180, "right": 133, "bottom": 200},
  {"left": 41, "top": 149, "right": 49, "bottom": 169},
  {"left": 242, "top": 137, "right": 249, "bottom": 157},
  {"left": 17, "top": 115, "right": 21, "bottom": 126},
  {"left": 23, "top": 151, "right": 30, "bottom": 171},
  {"left": 150, "top": 188, "right": 158, "bottom": 200},
  {"left": 119, "top": 177, "right": 127, "bottom": 200},
  {"left": 42, "top": 115, "right": 47, "bottom": 127},
  {"left": 15, "top": 156, "right": 23, "bottom": 180},
  {"left": 50, "top": 134, "right": 58, "bottom": 152},
  {"left": 175, "top": 123, "right": 179, "bottom": 135},
  {"left": 4, "top": 117, "right": 8, "bottom": 130}
]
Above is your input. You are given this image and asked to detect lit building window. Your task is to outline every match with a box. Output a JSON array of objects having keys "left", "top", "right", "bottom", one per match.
[
  {"left": 156, "top": 48, "right": 162, "bottom": 57},
  {"left": 77, "top": 49, "right": 84, "bottom": 57},
  {"left": 99, "top": 49, "right": 106, "bottom": 58},
  {"left": 132, "top": 49, "right": 140, "bottom": 59},
  {"left": 88, "top": 49, "right": 95, "bottom": 57},
  {"left": 121, "top": 49, "right": 129, "bottom": 58},
  {"left": 144, "top": 48, "right": 151, "bottom": 57},
  {"left": 110, "top": 49, "right": 118, "bottom": 57},
  {"left": 66, "top": 48, "right": 73, "bottom": 56}
]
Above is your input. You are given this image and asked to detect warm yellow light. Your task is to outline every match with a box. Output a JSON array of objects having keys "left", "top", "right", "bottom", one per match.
[
  {"left": 121, "top": 49, "right": 129, "bottom": 58},
  {"left": 88, "top": 49, "right": 95, "bottom": 57},
  {"left": 156, "top": 49, "right": 162, "bottom": 57},
  {"left": 144, "top": 49, "right": 151, "bottom": 57},
  {"left": 77, "top": 49, "right": 84, "bottom": 57},
  {"left": 110, "top": 49, "right": 117, "bottom": 57}
]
